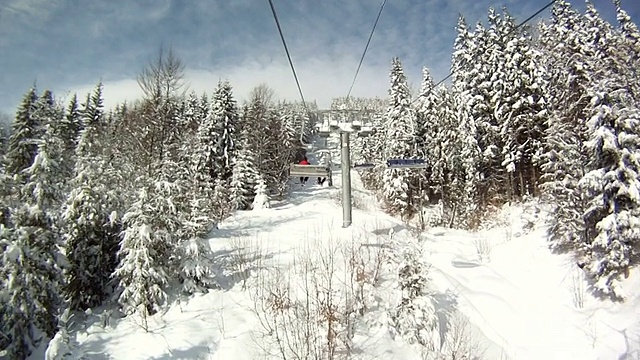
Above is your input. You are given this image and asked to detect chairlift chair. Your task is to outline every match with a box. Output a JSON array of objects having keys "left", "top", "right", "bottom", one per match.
[
  {"left": 329, "top": 119, "right": 339, "bottom": 131},
  {"left": 386, "top": 158, "right": 428, "bottom": 169},
  {"left": 317, "top": 125, "right": 331, "bottom": 138},
  {"left": 351, "top": 120, "right": 362, "bottom": 130},
  {"left": 358, "top": 123, "right": 373, "bottom": 137}
]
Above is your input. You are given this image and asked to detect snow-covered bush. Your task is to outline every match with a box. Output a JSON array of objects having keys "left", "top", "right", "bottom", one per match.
[
  {"left": 252, "top": 176, "right": 270, "bottom": 210},
  {"left": 389, "top": 243, "right": 440, "bottom": 351},
  {"left": 44, "top": 309, "right": 77, "bottom": 360}
]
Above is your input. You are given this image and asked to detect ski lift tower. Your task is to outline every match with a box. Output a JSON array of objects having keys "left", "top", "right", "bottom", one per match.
[{"left": 316, "top": 106, "right": 374, "bottom": 228}]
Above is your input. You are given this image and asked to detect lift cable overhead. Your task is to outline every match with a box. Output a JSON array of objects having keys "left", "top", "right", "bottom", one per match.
[
  {"left": 266, "top": 0, "right": 308, "bottom": 111},
  {"left": 346, "top": 0, "right": 388, "bottom": 100}
]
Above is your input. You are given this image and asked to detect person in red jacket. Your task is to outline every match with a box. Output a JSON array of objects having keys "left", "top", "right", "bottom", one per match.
[{"left": 299, "top": 156, "right": 310, "bottom": 185}]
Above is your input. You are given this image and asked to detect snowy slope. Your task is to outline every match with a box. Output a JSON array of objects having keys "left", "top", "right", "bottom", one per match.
[
  {"left": 424, "top": 203, "right": 640, "bottom": 360},
  {"left": 57, "top": 140, "right": 640, "bottom": 360},
  {"left": 62, "top": 170, "right": 422, "bottom": 359}
]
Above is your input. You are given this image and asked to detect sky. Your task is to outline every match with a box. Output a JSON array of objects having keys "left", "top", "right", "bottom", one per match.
[{"left": 0, "top": 0, "right": 638, "bottom": 116}]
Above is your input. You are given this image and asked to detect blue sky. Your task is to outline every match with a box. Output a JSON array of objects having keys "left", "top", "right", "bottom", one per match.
[{"left": 0, "top": 0, "right": 637, "bottom": 115}]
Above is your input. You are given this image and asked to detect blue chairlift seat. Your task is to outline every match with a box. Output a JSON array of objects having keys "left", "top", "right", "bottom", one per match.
[{"left": 386, "top": 158, "right": 428, "bottom": 169}]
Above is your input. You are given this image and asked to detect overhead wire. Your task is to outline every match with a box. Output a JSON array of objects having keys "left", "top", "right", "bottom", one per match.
[
  {"left": 415, "top": 0, "right": 557, "bottom": 102},
  {"left": 266, "top": 0, "right": 308, "bottom": 110},
  {"left": 346, "top": 0, "right": 388, "bottom": 100}
]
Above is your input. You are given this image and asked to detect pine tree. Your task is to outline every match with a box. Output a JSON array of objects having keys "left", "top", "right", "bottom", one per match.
[
  {"left": 580, "top": 83, "right": 640, "bottom": 300},
  {"left": 382, "top": 57, "right": 418, "bottom": 218},
  {"left": 210, "top": 81, "right": 239, "bottom": 182},
  {"left": 494, "top": 10, "right": 548, "bottom": 198},
  {"left": 5, "top": 87, "right": 40, "bottom": 178},
  {"left": 413, "top": 68, "right": 452, "bottom": 214},
  {"left": 240, "top": 95, "right": 297, "bottom": 194},
  {"left": 453, "top": 94, "right": 482, "bottom": 229},
  {"left": 1, "top": 129, "right": 65, "bottom": 358},
  {"left": 538, "top": 0, "right": 593, "bottom": 251},
  {"left": 113, "top": 184, "right": 172, "bottom": 330},
  {"left": 252, "top": 175, "right": 270, "bottom": 210},
  {"left": 191, "top": 94, "right": 230, "bottom": 224},
  {"left": 157, "top": 117, "right": 216, "bottom": 295},
  {"left": 56, "top": 94, "right": 83, "bottom": 178},
  {"left": 62, "top": 84, "right": 121, "bottom": 310},
  {"left": 229, "top": 136, "right": 259, "bottom": 211},
  {"left": 612, "top": 0, "right": 640, "bottom": 105},
  {"left": 448, "top": 14, "right": 493, "bottom": 228},
  {"left": 390, "top": 240, "right": 439, "bottom": 351},
  {"left": 193, "top": 93, "right": 221, "bottom": 183}
]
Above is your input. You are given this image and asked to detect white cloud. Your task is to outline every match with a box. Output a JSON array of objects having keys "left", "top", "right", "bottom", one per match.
[
  {"left": 3, "top": 0, "right": 625, "bottom": 115},
  {"left": 62, "top": 56, "right": 392, "bottom": 111}
]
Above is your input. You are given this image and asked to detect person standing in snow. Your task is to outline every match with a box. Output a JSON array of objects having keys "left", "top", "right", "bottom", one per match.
[{"left": 299, "top": 156, "right": 310, "bottom": 185}]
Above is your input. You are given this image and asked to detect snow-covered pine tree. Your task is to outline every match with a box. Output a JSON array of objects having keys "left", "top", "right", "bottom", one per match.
[
  {"left": 413, "top": 67, "right": 437, "bottom": 185},
  {"left": 229, "top": 132, "right": 259, "bottom": 211},
  {"left": 54, "top": 94, "right": 83, "bottom": 183},
  {"left": 413, "top": 68, "right": 453, "bottom": 214},
  {"left": 252, "top": 175, "right": 270, "bottom": 210},
  {"left": 190, "top": 90, "right": 229, "bottom": 224},
  {"left": 382, "top": 57, "right": 419, "bottom": 219},
  {"left": 181, "top": 91, "right": 204, "bottom": 136},
  {"left": 113, "top": 183, "right": 173, "bottom": 330},
  {"left": 538, "top": 0, "right": 592, "bottom": 251},
  {"left": 453, "top": 93, "right": 482, "bottom": 229},
  {"left": 576, "top": 3, "right": 640, "bottom": 299},
  {"left": 493, "top": 10, "right": 548, "bottom": 199},
  {"left": 5, "top": 87, "right": 40, "bottom": 179},
  {"left": 241, "top": 89, "right": 296, "bottom": 195},
  {"left": 154, "top": 109, "right": 217, "bottom": 296},
  {"left": 210, "top": 81, "right": 239, "bottom": 182},
  {"left": 449, "top": 15, "right": 484, "bottom": 228},
  {"left": 175, "top": 229, "right": 216, "bottom": 294},
  {"left": 612, "top": 0, "right": 640, "bottom": 104},
  {"left": 254, "top": 103, "right": 296, "bottom": 194},
  {"left": 34, "top": 90, "right": 74, "bottom": 199},
  {"left": 466, "top": 18, "right": 506, "bottom": 205},
  {"left": 1, "top": 126, "right": 65, "bottom": 358},
  {"left": 390, "top": 239, "right": 439, "bottom": 352},
  {"left": 580, "top": 82, "right": 640, "bottom": 300},
  {"left": 211, "top": 177, "right": 232, "bottom": 222},
  {"left": 62, "top": 84, "right": 122, "bottom": 310},
  {"left": 62, "top": 94, "right": 83, "bottom": 154},
  {"left": 194, "top": 91, "right": 221, "bottom": 180}
]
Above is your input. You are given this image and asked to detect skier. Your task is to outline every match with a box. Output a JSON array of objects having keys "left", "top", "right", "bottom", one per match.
[{"left": 299, "top": 156, "right": 310, "bottom": 185}]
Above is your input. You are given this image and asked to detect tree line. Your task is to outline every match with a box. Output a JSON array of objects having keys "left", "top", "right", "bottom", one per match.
[
  {"left": 0, "top": 47, "right": 313, "bottom": 358},
  {"left": 348, "top": 0, "right": 639, "bottom": 301}
]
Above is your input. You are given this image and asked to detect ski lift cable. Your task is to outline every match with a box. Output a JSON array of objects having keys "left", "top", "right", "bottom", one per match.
[
  {"left": 266, "top": 0, "right": 309, "bottom": 112},
  {"left": 412, "top": 0, "right": 557, "bottom": 104},
  {"left": 346, "top": 0, "right": 388, "bottom": 100}
]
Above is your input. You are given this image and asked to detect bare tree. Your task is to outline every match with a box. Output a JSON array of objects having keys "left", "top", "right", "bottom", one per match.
[
  {"left": 137, "top": 45, "right": 187, "bottom": 101},
  {"left": 134, "top": 46, "right": 188, "bottom": 171},
  {"left": 248, "top": 83, "right": 277, "bottom": 108}
]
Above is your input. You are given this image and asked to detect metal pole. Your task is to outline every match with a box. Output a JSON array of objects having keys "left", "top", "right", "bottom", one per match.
[{"left": 341, "top": 131, "right": 352, "bottom": 228}]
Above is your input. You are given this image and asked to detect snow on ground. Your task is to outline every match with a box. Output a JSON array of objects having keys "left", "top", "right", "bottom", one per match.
[
  {"left": 61, "top": 139, "right": 640, "bottom": 360},
  {"left": 424, "top": 203, "right": 640, "bottom": 360}
]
